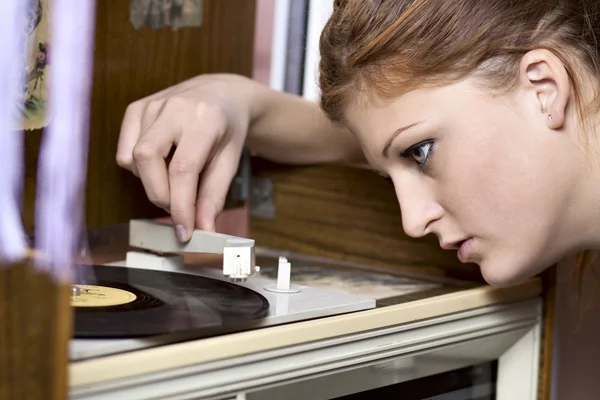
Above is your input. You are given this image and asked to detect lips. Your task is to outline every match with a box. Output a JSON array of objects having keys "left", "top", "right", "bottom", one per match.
[
  {"left": 440, "top": 239, "right": 466, "bottom": 250},
  {"left": 440, "top": 238, "right": 473, "bottom": 262},
  {"left": 457, "top": 238, "right": 473, "bottom": 263}
]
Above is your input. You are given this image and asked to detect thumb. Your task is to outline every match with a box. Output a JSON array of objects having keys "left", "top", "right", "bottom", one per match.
[
  {"left": 196, "top": 201, "right": 218, "bottom": 232},
  {"left": 195, "top": 146, "right": 242, "bottom": 232}
]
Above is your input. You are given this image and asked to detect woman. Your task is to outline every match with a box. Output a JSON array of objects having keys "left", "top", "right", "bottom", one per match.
[{"left": 116, "top": 0, "right": 600, "bottom": 286}]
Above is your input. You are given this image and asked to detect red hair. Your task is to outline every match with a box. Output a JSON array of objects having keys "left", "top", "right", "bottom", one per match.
[{"left": 319, "top": 0, "right": 600, "bottom": 126}]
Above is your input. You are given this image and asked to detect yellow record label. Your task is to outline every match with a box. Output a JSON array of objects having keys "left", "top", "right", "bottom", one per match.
[{"left": 71, "top": 285, "right": 137, "bottom": 307}]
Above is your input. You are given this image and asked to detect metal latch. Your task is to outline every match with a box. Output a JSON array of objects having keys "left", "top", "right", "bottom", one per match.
[
  {"left": 224, "top": 148, "right": 275, "bottom": 219},
  {"left": 249, "top": 176, "right": 274, "bottom": 220}
]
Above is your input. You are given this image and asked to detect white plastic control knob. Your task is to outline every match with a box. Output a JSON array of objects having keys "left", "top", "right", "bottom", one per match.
[
  {"left": 276, "top": 256, "right": 291, "bottom": 290},
  {"left": 264, "top": 256, "right": 301, "bottom": 294}
]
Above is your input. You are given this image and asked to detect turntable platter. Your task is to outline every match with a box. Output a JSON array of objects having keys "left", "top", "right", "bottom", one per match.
[{"left": 72, "top": 264, "right": 270, "bottom": 338}]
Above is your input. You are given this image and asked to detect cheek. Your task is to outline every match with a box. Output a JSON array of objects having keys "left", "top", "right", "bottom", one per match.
[{"left": 436, "top": 121, "right": 546, "bottom": 228}]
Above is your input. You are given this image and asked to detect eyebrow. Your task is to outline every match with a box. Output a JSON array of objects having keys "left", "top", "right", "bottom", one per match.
[{"left": 381, "top": 121, "right": 423, "bottom": 158}]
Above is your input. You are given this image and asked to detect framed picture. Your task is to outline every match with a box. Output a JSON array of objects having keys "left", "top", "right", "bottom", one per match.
[{"left": 19, "top": 0, "right": 51, "bottom": 131}]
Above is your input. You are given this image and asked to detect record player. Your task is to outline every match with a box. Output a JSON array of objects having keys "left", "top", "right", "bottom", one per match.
[
  {"left": 69, "top": 219, "right": 544, "bottom": 400},
  {"left": 70, "top": 219, "right": 377, "bottom": 360}
]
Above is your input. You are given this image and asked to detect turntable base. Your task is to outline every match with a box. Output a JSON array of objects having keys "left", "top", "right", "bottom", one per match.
[{"left": 70, "top": 253, "right": 377, "bottom": 361}]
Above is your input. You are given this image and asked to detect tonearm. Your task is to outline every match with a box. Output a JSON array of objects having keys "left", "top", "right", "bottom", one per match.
[{"left": 128, "top": 219, "right": 258, "bottom": 281}]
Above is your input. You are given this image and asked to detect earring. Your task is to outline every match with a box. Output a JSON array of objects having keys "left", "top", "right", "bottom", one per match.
[{"left": 548, "top": 114, "right": 552, "bottom": 120}]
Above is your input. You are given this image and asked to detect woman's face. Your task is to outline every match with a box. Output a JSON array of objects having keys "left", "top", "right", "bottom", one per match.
[{"left": 344, "top": 74, "right": 593, "bottom": 285}]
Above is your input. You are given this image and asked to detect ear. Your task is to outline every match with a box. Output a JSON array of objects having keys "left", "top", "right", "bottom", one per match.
[{"left": 518, "top": 49, "right": 571, "bottom": 130}]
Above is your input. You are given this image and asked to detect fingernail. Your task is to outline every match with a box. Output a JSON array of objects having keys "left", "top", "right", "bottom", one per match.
[{"left": 175, "top": 224, "right": 189, "bottom": 242}]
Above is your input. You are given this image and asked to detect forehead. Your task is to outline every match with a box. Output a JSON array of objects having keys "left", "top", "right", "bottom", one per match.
[
  {"left": 343, "top": 79, "right": 488, "bottom": 135},
  {"left": 343, "top": 87, "right": 433, "bottom": 142}
]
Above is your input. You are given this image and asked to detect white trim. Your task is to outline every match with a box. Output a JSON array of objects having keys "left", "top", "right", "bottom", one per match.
[
  {"left": 268, "top": 0, "right": 291, "bottom": 91},
  {"left": 497, "top": 322, "right": 541, "bottom": 400},
  {"left": 301, "top": 0, "right": 333, "bottom": 101}
]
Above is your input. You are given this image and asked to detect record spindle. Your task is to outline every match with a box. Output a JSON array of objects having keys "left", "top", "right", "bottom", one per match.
[{"left": 0, "top": 1, "right": 97, "bottom": 398}]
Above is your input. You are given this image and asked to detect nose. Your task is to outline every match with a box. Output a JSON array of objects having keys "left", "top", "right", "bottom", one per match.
[{"left": 394, "top": 176, "right": 444, "bottom": 238}]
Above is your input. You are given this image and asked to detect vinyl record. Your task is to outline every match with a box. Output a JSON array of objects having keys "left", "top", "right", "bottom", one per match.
[{"left": 72, "top": 264, "right": 270, "bottom": 338}]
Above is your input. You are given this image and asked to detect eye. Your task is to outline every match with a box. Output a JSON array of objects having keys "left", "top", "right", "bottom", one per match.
[
  {"left": 409, "top": 143, "right": 432, "bottom": 163},
  {"left": 400, "top": 140, "right": 434, "bottom": 170}
]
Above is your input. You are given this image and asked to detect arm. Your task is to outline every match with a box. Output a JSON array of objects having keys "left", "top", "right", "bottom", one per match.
[
  {"left": 116, "top": 73, "right": 364, "bottom": 238},
  {"left": 247, "top": 80, "right": 365, "bottom": 164}
]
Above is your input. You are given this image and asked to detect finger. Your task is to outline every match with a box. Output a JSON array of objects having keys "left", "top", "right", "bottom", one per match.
[
  {"left": 195, "top": 143, "right": 243, "bottom": 232},
  {"left": 132, "top": 114, "right": 179, "bottom": 210},
  {"left": 131, "top": 99, "right": 166, "bottom": 177},
  {"left": 116, "top": 87, "right": 174, "bottom": 173},
  {"left": 168, "top": 124, "right": 219, "bottom": 241},
  {"left": 140, "top": 99, "right": 164, "bottom": 134},
  {"left": 116, "top": 101, "right": 144, "bottom": 170}
]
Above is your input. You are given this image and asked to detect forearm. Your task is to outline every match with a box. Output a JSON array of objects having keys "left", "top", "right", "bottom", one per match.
[{"left": 246, "top": 81, "right": 365, "bottom": 165}]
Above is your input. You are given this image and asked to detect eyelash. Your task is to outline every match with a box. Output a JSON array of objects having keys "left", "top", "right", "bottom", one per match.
[{"left": 399, "top": 140, "right": 435, "bottom": 171}]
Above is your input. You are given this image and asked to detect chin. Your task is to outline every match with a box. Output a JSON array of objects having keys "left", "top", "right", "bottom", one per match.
[{"left": 477, "top": 256, "right": 547, "bottom": 287}]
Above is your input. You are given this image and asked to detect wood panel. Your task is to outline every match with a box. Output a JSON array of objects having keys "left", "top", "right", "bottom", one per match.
[
  {"left": 248, "top": 158, "right": 484, "bottom": 282},
  {"left": 0, "top": 258, "right": 71, "bottom": 400},
  {"left": 23, "top": 0, "right": 258, "bottom": 232}
]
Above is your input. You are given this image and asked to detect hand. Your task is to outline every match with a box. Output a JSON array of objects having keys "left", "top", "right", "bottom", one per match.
[{"left": 116, "top": 74, "right": 254, "bottom": 241}]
